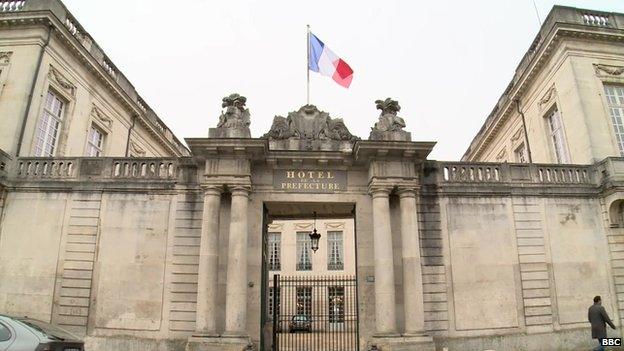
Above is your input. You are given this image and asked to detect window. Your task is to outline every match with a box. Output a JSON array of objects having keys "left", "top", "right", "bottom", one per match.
[
  {"left": 296, "top": 287, "right": 312, "bottom": 317},
  {"left": 514, "top": 143, "right": 528, "bottom": 163},
  {"left": 0, "top": 322, "right": 10, "bottom": 341},
  {"left": 86, "top": 124, "right": 105, "bottom": 157},
  {"left": 267, "top": 287, "right": 280, "bottom": 320},
  {"left": 327, "top": 231, "right": 344, "bottom": 270},
  {"left": 296, "top": 232, "right": 312, "bottom": 271},
  {"left": 604, "top": 85, "right": 624, "bottom": 156},
  {"left": 268, "top": 232, "right": 281, "bottom": 271},
  {"left": 547, "top": 108, "right": 570, "bottom": 164},
  {"left": 328, "top": 286, "right": 345, "bottom": 323},
  {"left": 34, "top": 90, "right": 65, "bottom": 156}
]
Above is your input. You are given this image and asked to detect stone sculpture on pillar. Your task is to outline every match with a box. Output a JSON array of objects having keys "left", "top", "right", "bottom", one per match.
[
  {"left": 369, "top": 98, "right": 412, "bottom": 141},
  {"left": 208, "top": 93, "right": 252, "bottom": 138}
]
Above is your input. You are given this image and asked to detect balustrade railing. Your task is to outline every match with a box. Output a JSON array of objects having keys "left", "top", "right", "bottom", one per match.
[
  {"left": 112, "top": 159, "right": 177, "bottom": 180},
  {"left": 0, "top": 1, "right": 25, "bottom": 12},
  {"left": 437, "top": 161, "right": 595, "bottom": 186},
  {"left": 581, "top": 12, "right": 611, "bottom": 27},
  {"left": 442, "top": 163, "right": 502, "bottom": 183},
  {"left": 12, "top": 157, "right": 178, "bottom": 182},
  {"left": 17, "top": 159, "right": 77, "bottom": 179}
]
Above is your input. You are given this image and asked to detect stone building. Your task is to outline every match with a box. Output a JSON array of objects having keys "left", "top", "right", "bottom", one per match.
[
  {"left": 463, "top": 6, "right": 624, "bottom": 164},
  {"left": 0, "top": 0, "right": 187, "bottom": 159},
  {"left": 2, "top": 2, "right": 624, "bottom": 351}
]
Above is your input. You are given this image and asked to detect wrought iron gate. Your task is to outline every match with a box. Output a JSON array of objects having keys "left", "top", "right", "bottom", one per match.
[{"left": 271, "top": 274, "right": 359, "bottom": 351}]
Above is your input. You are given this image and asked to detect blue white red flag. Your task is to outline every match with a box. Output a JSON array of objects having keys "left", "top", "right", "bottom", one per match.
[{"left": 308, "top": 33, "right": 353, "bottom": 88}]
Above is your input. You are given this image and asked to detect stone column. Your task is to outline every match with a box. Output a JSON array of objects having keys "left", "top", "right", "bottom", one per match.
[
  {"left": 195, "top": 185, "right": 222, "bottom": 336},
  {"left": 398, "top": 187, "right": 426, "bottom": 335},
  {"left": 371, "top": 186, "right": 398, "bottom": 335},
  {"left": 223, "top": 185, "right": 250, "bottom": 336}
]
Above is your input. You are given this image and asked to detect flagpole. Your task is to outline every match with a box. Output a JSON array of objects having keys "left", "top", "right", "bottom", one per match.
[{"left": 306, "top": 24, "right": 310, "bottom": 105}]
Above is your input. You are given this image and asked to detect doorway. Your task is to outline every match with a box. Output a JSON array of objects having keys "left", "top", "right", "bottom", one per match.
[{"left": 260, "top": 202, "right": 359, "bottom": 351}]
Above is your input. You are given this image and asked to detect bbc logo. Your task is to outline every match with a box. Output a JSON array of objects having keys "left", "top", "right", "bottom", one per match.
[{"left": 601, "top": 338, "right": 622, "bottom": 346}]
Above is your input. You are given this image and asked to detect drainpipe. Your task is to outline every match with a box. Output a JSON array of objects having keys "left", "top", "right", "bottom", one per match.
[
  {"left": 516, "top": 99, "right": 533, "bottom": 163},
  {"left": 125, "top": 114, "right": 137, "bottom": 157},
  {"left": 15, "top": 25, "right": 53, "bottom": 157}
]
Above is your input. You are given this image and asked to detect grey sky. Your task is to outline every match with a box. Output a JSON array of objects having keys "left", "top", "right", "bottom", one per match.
[{"left": 63, "top": 0, "right": 624, "bottom": 160}]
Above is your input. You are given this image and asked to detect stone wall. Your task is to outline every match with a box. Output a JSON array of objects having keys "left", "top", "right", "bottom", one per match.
[{"left": 0, "top": 156, "right": 623, "bottom": 350}]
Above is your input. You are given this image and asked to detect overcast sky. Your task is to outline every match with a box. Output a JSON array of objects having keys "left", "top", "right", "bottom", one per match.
[{"left": 63, "top": 0, "right": 624, "bottom": 160}]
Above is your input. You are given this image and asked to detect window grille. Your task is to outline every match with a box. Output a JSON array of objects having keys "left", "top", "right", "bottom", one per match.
[
  {"left": 34, "top": 91, "right": 65, "bottom": 156},
  {"left": 296, "top": 232, "right": 312, "bottom": 271},
  {"left": 605, "top": 85, "right": 624, "bottom": 156},
  {"left": 268, "top": 232, "right": 281, "bottom": 271},
  {"left": 328, "top": 286, "right": 345, "bottom": 323},
  {"left": 86, "top": 124, "right": 105, "bottom": 157},
  {"left": 296, "top": 286, "right": 312, "bottom": 317},
  {"left": 547, "top": 108, "right": 570, "bottom": 163},
  {"left": 267, "top": 286, "right": 280, "bottom": 320},
  {"left": 327, "top": 231, "right": 344, "bottom": 270},
  {"left": 514, "top": 143, "right": 527, "bottom": 163}
]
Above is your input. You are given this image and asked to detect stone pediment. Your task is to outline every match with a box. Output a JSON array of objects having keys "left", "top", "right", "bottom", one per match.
[
  {"left": 262, "top": 104, "right": 358, "bottom": 151},
  {"left": 263, "top": 105, "right": 358, "bottom": 142}
]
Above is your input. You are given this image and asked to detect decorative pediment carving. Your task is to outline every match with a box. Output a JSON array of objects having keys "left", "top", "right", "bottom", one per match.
[
  {"left": 209, "top": 93, "right": 251, "bottom": 138},
  {"left": 294, "top": 223, "right": 313, "bottom": 230},
  {"left": 369, "top": 98, "right": 411, "bottom": 141},
  {"left": 325, "top": 222, "right": 345, "bottom": 229},
  {"left": 539, "top": 86, "right": 556, "bottom": 109},
  {"left": 594, "top": 63, "right": 624, "bottom": 76},
  {"left": 129, "top": 141, "right": 146, "bottom": 157},
  {"left": 268, "top": 223, "right": 284, "bottom": 231},
  {"left": 91, "top": 105, "right": 113, "bottom": 128},
  {"left": 48, "top": 66, "right": 76, "bottom": 96},
  {"left": 263, "top": 104, "right": 358, "bottom": 142},
  {"left": 0, "top": 51, "right": 12, "bottom": 65},
  {"left": 496, "top": 149, "right": 507, "bottom": 161},
  {"left": 511, "top": 128, "right": 523, "bottom": 142}
]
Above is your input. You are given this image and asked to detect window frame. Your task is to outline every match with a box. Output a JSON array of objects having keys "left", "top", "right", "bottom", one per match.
[
  {"left": 296, "top": 231, "right": 312, "bottom": 271},
  {"left": 296, "top": 286, "right": 312, "bottom": 317},
  {"left": 33, "top": 89, "right": 66, "bottom": 157},
  {"left": 545, "top": 107, "right": 571, "bottom": 164},
  {"left": 327, "top": 231, "right": 344, "bottom": 271},
  {"left": 514, "top": 142, "right": 528, "bottom": 163},
  {"left": 603, "top": 84, "right": 624, "bottom": 156},
  {"left": 86, "top": 123, "right": 106, "bottom": 157},
  {"left": 267, "top": 232, "right": 281, "bottom": 271}
]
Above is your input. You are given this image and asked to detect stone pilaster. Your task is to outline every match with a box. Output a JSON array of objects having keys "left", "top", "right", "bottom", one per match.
[
  {"left": 223, "top": 185, "right": 251, "bottom": 337},
  {"left": 397, "top": 187, "right": 427, "bottom": 336},
  {"left": 370, "top": 185, "right": 399, "bottom": 336},
  {"left": 194, "top": 185, "right": 223, "bottom": 336}
]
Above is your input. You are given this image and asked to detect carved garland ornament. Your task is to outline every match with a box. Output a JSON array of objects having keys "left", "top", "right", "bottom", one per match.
[
  {"left": 511, "top": 128, "right": 523, "bottom": 142},
  {"left": 593, "top": 63, "right": 624, "bottom": 76},
  {"left": 496, "top": 149, "right": 507, "bottom": 161},
  {"left": 539, "top": 86, "right": 556, "bottom": 109},
  {"left": 0, "top": 51, "right": 12, "bottom": 65},
  {"left": 48, "top": 66, "right": 77, "bottom": 96},
  {"left": 129, "top": 141, "right": 146, "bottom": 157},
  {"left": 91, "top": 105, "right": 113, "bottom": 129}
]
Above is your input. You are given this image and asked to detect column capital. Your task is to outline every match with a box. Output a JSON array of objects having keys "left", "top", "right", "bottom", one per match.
[
  {"left": 201, "top": 184, "right": 224, "bottom": 195},
  {"left": 229, "top": 184, "right": 251, "bottom": 197},
  {"left": 368, "top": 184, "right": 392, "bottom": 197},
  {"left": 396, "top": 186, "right": 419, "bottom": 198}
]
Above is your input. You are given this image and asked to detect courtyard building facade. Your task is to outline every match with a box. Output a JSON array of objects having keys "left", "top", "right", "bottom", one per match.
[{"left": 1, "top": 2, "right": 624, "bottom": 351}]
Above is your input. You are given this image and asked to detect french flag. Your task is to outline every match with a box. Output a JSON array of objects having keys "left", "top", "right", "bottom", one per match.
[{"left": 309, "top": 33, "right": 354, "bottom": 88}]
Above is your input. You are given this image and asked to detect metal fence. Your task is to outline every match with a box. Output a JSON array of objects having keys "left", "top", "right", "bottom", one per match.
[{"left": 272, "top": 274, "right": 358, "bottom": 351}]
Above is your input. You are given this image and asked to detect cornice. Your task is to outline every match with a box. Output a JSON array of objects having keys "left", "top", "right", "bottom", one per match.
[{"left": 464, "top": 24, "right": 624, "bottom": 161}]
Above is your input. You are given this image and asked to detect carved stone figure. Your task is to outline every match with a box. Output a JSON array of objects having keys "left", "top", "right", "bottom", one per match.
[
  {"left": 209, "top": 93, "right": 251, "bottom": 138},
  {"left": 263, "top": 104, "right": 358, "bottom": 142},
  {"left": 369, "top": 98, "right": 411, "bottom": 141}
]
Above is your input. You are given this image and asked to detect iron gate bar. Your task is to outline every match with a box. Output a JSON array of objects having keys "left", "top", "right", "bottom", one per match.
[{"left": 271, "top": 274, "right": 359, "bottom": 351}]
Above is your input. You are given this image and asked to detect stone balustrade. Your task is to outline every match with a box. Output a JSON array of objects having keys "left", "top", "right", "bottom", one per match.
[
  {"left": 10, "top": 157, "right": 179, "bottom": 182},
  {"left": 432, "top": 161, "right": 596, "bottom": 185},
  {"left": 0, "top": 0, "right": 25, "bottom": 12}
]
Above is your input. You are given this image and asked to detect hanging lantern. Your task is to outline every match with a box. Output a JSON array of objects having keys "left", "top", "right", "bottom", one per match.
[{"left": 309, "top": 211, "right": 321, "bottom": 252}]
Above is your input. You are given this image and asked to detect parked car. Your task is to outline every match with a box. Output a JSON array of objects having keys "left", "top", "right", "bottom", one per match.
[
  {"left": 0, "top": 315, "right": 84, "bottom": 351},
  {"left": 288, "top": 314, "right": 311, "bottom": 333}
]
